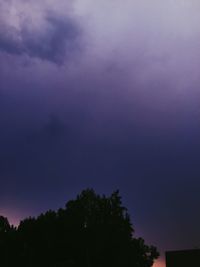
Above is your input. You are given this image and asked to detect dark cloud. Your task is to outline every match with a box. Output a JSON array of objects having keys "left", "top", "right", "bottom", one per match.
[
  {"left": 0, "top": 14, "right": 81, "bottom": 63},
  {"left": 0, "top": 25, "right": 22, "bottom": 55}
]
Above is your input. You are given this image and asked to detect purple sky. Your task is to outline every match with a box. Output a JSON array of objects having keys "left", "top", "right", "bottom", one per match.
[{"left": 1, "top": 1, "right": 200, "bottom": 266}]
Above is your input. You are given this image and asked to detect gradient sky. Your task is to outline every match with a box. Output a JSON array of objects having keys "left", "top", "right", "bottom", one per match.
[{"left": 1, "top": 1, "right": 200, "bottom": 266}]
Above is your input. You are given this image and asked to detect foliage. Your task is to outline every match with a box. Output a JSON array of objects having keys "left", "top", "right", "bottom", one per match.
[{"left": 0, "top": 189, "right": 159, "bottom": 267}]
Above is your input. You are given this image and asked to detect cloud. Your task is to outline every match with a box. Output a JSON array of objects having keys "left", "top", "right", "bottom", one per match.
[
  {"left": 0, "top": 0, "right": 81, "bottom": 63},
  {"left": 1, "top": 0, "right": 200, "bottom": 259}
]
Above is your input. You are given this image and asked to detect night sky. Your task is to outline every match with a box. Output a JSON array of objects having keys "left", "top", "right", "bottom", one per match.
[{"left": 1, "top": 1, "right": 200, "bottom": 266}]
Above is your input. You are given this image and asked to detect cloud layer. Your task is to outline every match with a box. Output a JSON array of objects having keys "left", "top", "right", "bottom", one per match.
[
  {"left": 0, "top": 0, "right": 81, "bottom": 63},
  {"left": 1, "top": 1, "right": 200, "bottom": 266}
]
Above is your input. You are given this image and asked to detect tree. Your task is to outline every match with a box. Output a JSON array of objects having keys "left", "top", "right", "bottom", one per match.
[
  {"left": 0, "top": 216, "right": 12, "bottom": 265},
  {"left": 0, "top": 189, "right": 159, "bottom": 267},
  {"left": 62, "top": 189, "right": 159, "bottom": 267}
]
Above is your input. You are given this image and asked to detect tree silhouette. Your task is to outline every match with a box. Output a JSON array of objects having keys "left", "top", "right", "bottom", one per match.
[{"left": 0, "top": 189, "right": 159, "bottom": 267}]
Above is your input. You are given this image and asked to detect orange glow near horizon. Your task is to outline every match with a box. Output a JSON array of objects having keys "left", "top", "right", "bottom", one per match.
[{"left": 153, "top": 259, "right": 165, "bottom": 267}]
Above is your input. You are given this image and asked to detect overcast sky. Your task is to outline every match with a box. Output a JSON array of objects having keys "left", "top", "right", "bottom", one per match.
[{"left": 1, "top": 1, "right": 200, "bottom": 266}]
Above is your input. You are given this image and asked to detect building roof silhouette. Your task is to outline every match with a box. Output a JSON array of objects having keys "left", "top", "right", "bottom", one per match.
[{"left": 166, "top": 249, "right": 200, "bottom": 267}]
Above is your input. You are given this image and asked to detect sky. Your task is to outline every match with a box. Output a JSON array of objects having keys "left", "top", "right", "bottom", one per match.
[{"left": 1, "top": 1, "right": 200, "bottom": 266}]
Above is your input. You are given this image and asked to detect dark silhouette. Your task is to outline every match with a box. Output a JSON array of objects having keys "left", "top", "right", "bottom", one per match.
[
  {"left": 166, "top": 249, "right": 200, "bottom": 267},
  {"left": 0, "top": 189, "right": 159, "bottom": 267}
]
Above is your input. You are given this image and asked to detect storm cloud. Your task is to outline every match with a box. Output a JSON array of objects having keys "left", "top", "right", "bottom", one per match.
[
  {"left": 0, "top": 0, "right": 81, "bottom": 63},
  {"left": 1, "top": 1, "right": 200, "bottom": 267}
]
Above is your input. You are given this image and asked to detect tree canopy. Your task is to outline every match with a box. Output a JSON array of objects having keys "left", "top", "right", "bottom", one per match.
[{"left": 0, "top": 189, "right": 159, "bottom": 267}]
